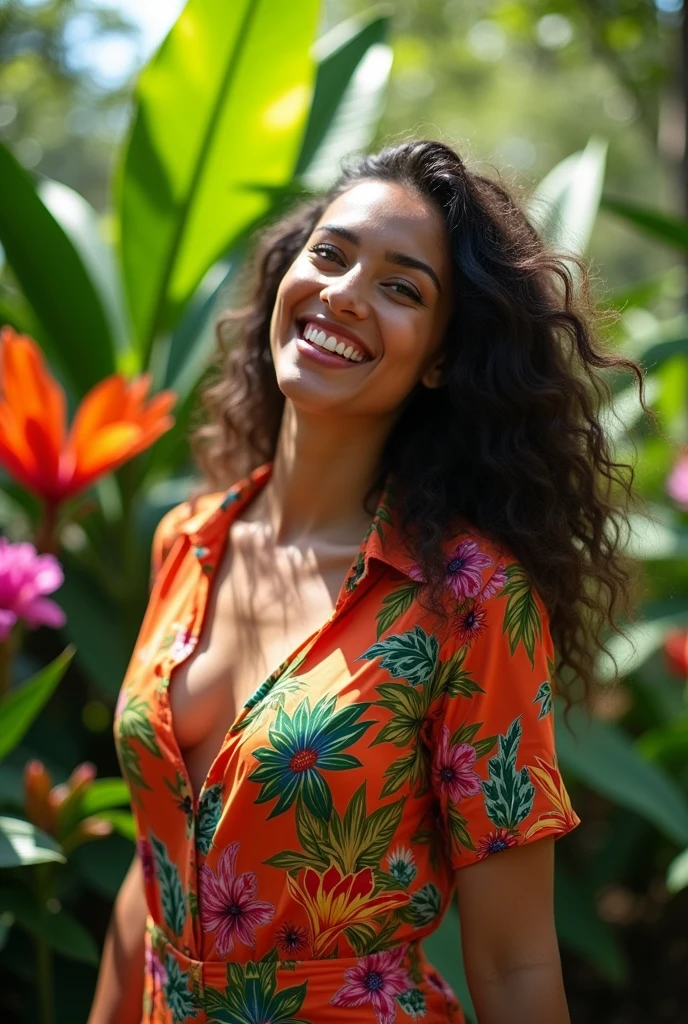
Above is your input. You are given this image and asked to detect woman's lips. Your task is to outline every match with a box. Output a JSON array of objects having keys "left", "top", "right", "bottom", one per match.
[{"left": 295, "top": 335, "right": 366, "bottom": 368}]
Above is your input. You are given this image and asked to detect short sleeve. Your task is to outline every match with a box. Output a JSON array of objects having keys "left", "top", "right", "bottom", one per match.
[{"left": 431, "top": 554, "right": 580, "bottom": 871}]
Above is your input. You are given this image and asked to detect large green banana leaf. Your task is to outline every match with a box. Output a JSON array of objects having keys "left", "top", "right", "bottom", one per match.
[
  {"left": 0, "top": 144, "right": 116, "bottom": 393},
  {"left": 296, "top": 12, "right": 393, "bottom": 189},
  {"left": 527, "top": 136, "right": 608, "bottom": 255},
  {"left": 557, "top": 704, "right": 688, "bottom": 846},
  {"left": 118, "top": 0, "right": 319, "bottom": 367},
  {"left": 601, "top": 197, "right": 688, "bottom": 253}
]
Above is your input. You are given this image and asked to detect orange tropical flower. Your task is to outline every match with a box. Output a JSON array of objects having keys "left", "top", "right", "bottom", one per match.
[
  {"left": 524, "top": 755, "right": 578, "bottom": 840},
  {"left": 0, "top": 327, "right": 174, "bottom": 505},
  {"left": 286, "top": 862, "right": 409, "bottom": 958}
]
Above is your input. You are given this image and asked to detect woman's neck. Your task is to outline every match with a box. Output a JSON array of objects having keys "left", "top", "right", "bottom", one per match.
[{"left": 244, "top": 402, "right": 389, "bottom": 547}]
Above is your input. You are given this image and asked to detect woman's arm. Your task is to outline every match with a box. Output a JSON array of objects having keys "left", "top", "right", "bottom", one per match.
[
  {"left": 455, "top": 838, "right": 569, "bottom": 1024},
  {"left": 87, "top": 853, "right": 147, "bottom": 1024}
]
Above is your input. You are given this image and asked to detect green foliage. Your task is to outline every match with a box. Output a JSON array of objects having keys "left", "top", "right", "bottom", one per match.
[{"left": 0, "top": 647, "right": 74, "bottom": 759}]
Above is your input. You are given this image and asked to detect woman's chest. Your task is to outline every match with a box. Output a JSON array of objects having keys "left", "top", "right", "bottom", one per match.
[{"left": 166, "top": 529, "right": 358, "bottom": 795}]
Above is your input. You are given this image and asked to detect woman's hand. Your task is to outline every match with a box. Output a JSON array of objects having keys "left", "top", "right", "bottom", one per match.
[{"left": 455, "top": 837, "right": 570, "bottom": 1024}]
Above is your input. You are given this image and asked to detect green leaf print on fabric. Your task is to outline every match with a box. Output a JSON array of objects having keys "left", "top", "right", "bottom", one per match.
[
  {"left": 397, "top": 987, "right": 428, "bottom": 1017},
  {"left": 433, "top": 646, "right": 484, "bottom": 700},
  {"left": 358, "top": 626, "right": 440, "bottom": 687},
  {"left": 499, "top": 563, "right": 543, "bottom": 667},
  {"left": 248, "top": 694, "right": 373, "bottom": 820},
  {"left": 446, "top": 804, "right": 476, "bottom": 853},
  {"left": 151, "top": 833, "right": 186, "bottom": 937},
  {"left": 204, "top": 948, "right": 309, "bottom": 1024},
  {"left": 449, "top": 722, "right": 497, "bottom": 760},
  {"left": 380, "top": 743, "right": 430, "bottom": 799},
  {"left": 163, "top": 955, "right": 198, "bottom": 1023},
  {"left": 407, "top": 881, "right": 442, "bottom": 926},
  {"left": 328, "top": 783, "right": 405, "bottom": 872},
  {"left": 534, "top": 680, "right": 553, "bottom": 719},
  {"left": 482, "top": 717, "right": 535, "bottom": 830},
  {"left": 374, "top": 581, "right": 422, "bottom": 639},
  {"left": 117, "top": 692, "right": 162, "bottom": 792},
  {"left": 372, "top": 683, "right": 426, "bottom": 748},
  {"left": 266, "top": 784, "right": 405, "bottom": 878},
  {"left": 195, "top": 783, "right": 224, "bottom": 855}
]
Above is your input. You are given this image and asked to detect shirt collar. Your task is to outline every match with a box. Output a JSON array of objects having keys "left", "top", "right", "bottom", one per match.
[{"left": 183, "top": 461, "right": 419, "bottom": 582}]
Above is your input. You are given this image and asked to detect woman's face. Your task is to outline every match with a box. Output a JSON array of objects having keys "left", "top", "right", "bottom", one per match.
[{"left": 269, "top": 180, "right": 454, "bottom": 420}]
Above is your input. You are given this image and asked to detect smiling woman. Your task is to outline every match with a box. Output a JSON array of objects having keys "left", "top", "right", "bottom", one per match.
[{"left": 89, "top": 140, "right": 645, "bottom": 1024}]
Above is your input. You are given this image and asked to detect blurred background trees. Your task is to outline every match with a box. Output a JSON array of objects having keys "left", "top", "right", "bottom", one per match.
[{"left": 1, "top": 1, "right": 688, "bottom": 1022}]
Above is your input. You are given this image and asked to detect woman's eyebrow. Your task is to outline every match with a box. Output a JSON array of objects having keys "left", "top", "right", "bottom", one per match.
[{"left": 315, "top": 224, "right": 442, "bottom": 293}]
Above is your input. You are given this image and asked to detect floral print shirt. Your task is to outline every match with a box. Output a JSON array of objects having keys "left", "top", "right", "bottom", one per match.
[{"left": 114, "top": 461, "right": 579, "bottom": 1024}]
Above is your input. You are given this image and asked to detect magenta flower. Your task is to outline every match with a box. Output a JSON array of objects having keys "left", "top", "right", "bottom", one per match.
[
  {"left": 199, "top": 842, "right": 275, "bottom": 956},
  {"left": 444, "top": 540, "right": 493, "bottom": 600},
  {"left": 479, "top": 562, "right": 508, "bottom": 600},
  {"left": 331, "top": 945, "right": 410, "bottom": 1024},
  {"left": 667, "top": 454, "right": 688, "bottom": 509},
  {"left": 433, "top": 726, "right": 482, "bottom": 804},
  {"left": 476, "top": 828, "right": 519, "bottom": 859},
  {"left": 0, "top": 537, "right": 66, "bottom": 640}
]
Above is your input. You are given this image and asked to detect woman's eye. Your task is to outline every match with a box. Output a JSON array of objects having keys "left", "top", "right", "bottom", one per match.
[
  {"left": 309, "top": 244, "right": 342, "bottom": 263},
  {"left": 389, "top": 281, "right": 423, "bottom": 303},
  {"left": 308, "top": 246, "right": 423, "bottom": 304}
]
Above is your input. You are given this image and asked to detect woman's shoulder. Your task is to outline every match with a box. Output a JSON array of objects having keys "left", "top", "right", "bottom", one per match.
[{"left": 150, "top": 490, "right": 226, "bottom": 582}]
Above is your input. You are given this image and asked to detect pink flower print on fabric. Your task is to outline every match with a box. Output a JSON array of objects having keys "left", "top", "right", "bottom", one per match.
[
  {"left": 479, "top": 562, "right": 508, "bottom": 601},
  {"left": 433, "top": 725, "right": 482, "bottom": 804},
  {"left": 331, "top": 945, "right": 411, "bottom": 1024},
  {"left": 199, "top": 842, "right": 275, "bottom": 957},
  {"left": 144, "top": 945, "right": 168, "bottom": 988},
  {"left": 0, "top": 537, "right": 66, "bottom": 640},
  {"left": 444, "top": 540, "right": 493, "bottom": 600},
  {"left": 169, "top": 623, "right": 196, "bottom": 661}
]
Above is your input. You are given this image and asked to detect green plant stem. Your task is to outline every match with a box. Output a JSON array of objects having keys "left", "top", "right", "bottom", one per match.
[
  {"left": 33, "top": 866, "right": 55, "bottom": 1024},
  {"left": 35, "top": 931, "right": 54, "bottom": 1024}
]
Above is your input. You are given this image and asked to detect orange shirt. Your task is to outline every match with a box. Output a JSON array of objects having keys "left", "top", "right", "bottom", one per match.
[{"left": 114, "top": 461, "right": 579, "bottom": 1024}]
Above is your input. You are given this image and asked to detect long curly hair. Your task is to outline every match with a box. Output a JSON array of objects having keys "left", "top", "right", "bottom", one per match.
[{"left": 191, "top": 139, "right": 648, "bottom": 707}]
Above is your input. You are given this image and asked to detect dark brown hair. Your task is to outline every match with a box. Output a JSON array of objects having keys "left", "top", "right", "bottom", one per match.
[{"left": 192, "top": 139, "right": 647, "bottom": 707}]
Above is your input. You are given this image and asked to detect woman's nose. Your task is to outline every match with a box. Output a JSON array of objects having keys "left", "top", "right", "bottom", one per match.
[{"left": 319, "top": 272, "right": 369, "bottom": 319}]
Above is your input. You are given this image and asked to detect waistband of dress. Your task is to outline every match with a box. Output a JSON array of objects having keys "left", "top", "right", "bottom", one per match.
[{"left": 146, "top": 916, "right": 429, "bottom": 992}]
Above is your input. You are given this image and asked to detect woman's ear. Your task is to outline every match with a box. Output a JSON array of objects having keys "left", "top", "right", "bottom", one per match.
[{"left": 421, "top": 357, "right": 445, "bottom": 389}]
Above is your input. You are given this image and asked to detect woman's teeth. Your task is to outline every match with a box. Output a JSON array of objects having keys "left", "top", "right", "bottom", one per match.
[{"left": 303, "top": 324, "right": 365, "bottom": 362}]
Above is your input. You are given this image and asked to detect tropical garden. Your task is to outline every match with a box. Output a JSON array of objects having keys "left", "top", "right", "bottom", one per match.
[{"left": 0, "top": 0, "right": 688, "bottom": 1021}]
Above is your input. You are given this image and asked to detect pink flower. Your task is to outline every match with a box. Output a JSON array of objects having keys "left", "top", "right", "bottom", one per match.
[
  {"left": 433, "top": 725, "right": 482, "bottom": 804},
  {"left": 0, "top": 537, "right": 65, "bottom": 640},
  {"left": 199, "top": 842, "right": 275, "bottom": 956},
  {"left": 331, "top": 945, "right": 410, "bottom": 1024},
  {"left": 476, "top": 828, "right": 519, "bottom": 859},
  {"left": 667, "top": 454, "right": 688, "bottom": 508},
  {"left": 444, "top": 540, "right": 493, "bottom": 600},
  {"left": 479, "top": 562, "right": 508, "bottom": 600}
]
